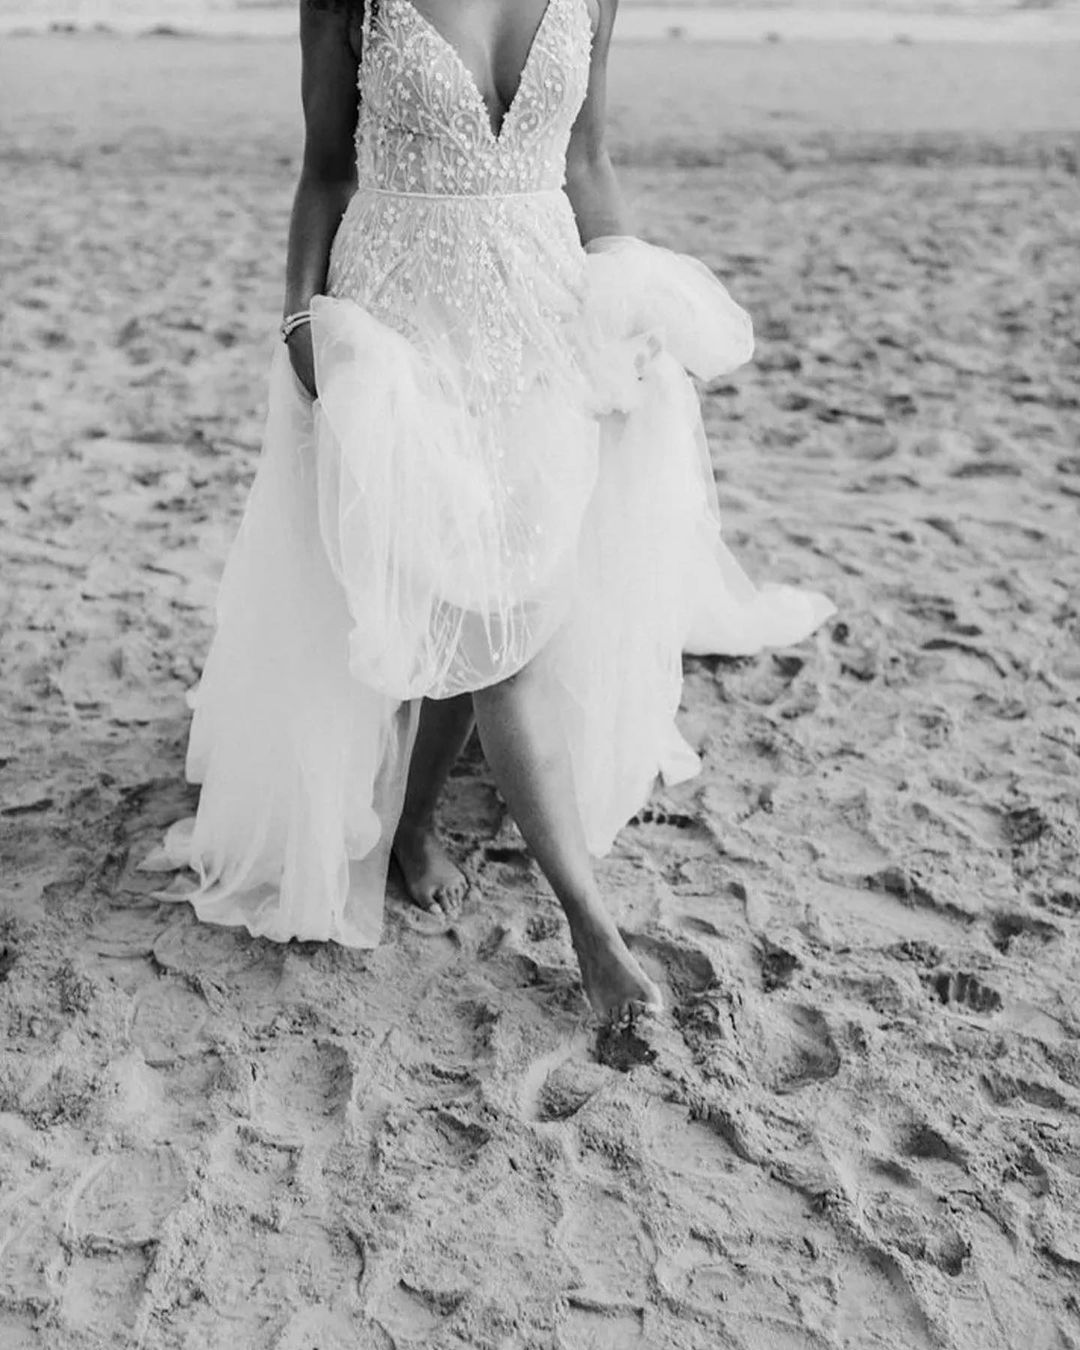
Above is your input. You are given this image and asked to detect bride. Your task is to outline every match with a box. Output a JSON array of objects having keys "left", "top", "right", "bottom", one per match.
[{"left": 159, "top": 0, "right": 834, "bottom": 1023}]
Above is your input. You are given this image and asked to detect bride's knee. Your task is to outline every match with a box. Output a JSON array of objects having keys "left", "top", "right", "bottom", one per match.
[
  {"left": 473, "top": 661, "right": 536, "bottom": 706},
  {"left": 473, "top": 673, "right": 519, "bottom": 709}
]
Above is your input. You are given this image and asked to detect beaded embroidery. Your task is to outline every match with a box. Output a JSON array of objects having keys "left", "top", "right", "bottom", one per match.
[{"left": 326, "top": 0, "right": 594, "bottom": 409}]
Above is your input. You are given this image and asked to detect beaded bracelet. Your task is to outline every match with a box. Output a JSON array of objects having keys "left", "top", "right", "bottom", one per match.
[{"left": 280, "top": 310, "right": 312, "bottom": 342}]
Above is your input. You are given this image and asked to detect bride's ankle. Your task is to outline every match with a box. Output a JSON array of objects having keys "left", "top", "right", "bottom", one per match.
[
  {"left": 395, "top": 812, "right": 435, "bottom": 841},
  {"left": 564, "top": 891, "right": 621, "bottom": 944}
]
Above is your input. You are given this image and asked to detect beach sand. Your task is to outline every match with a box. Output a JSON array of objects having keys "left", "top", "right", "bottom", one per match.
[{"left": 2, "top": 30, "right": 1080, "bottom": 1350}]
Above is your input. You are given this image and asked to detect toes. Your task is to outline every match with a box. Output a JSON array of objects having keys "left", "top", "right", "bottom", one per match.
[
  {"left": 434, "top": 875, "right": 469, "bottom": 917},
  {"left": 400, "top": 892, "right": 452, "bottom": 935},
  {"left": 609, "top": 995, "right": 664, "bottom": 1031},
  {"left": 411, "top": 886, "right": 441, "bottom": 914},
  {"left": 436, "top": 892, "right": 462, "bottom": 921},
  {"left": 391, "top": 836, "right": 466, "bottom": 920},
  {"left": 409, "top": 888, "right": 447, "bottom": 921}
]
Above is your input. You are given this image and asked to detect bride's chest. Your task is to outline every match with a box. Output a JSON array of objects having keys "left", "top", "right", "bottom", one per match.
[{"left": 359, "top": 0, "right": 592, "bottom": 152}]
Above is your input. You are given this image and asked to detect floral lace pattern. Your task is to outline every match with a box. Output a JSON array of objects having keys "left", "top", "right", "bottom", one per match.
[
  {"left": 357, "top": 0, "right": 591, "bottom": 196},
  {"left": 326, "top": 0, "right": 594, "bottom": 410}
]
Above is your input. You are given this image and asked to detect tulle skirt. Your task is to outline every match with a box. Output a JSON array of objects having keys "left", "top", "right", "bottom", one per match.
[{"left": 153, "top": 235, "right": 835, "bottom": 947}]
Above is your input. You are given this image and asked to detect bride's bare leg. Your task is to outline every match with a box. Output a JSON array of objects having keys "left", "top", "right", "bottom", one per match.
[
  {"left": 393, "top": 694, "right": 474, "bottom": 917},
  {"left": 472, "top": 663, "right": 663, "bottom": 1022}
]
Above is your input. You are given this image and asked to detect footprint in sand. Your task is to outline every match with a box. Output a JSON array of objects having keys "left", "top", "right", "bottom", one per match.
[
  {"left": 839, "top": 1116, "right": 974, "bottom": 1281},
  {"left": 979, "top": 1068, "right": 1076, "bottom": 1115},
  {"left": 641, "top": 1100, "right": 740, "bottom": 1190},
  {"left": 247, "top": 1037, "right": 355, "bottom": 1140},
  {"left": 929, "top": 968, "right": 1068, "bottom": 1049},
  {"left": 897, "top": 1120, "right": 968, "bottom": 1169},
  {"left": 1040, "top": 886, "right": 1080, "bottom": 916},
  {"left": 862, "top": 1181, "right": 971, "bottom": 1276},
  {"left": 556, "top": 1190, "right": 655, "bottom": 1308},
  {"left": 270, "top": 1307, "right": 385, "bottom": 1350},
  {"left": 988, "top": 910, "right": 1061, "bottom": 954},
  {"left": 374, "top": 1102, "right": 493, "bottom": 1175},
  {"left": 755, "top": 936, "right": 801, "bottom": 992},
  {"left": 375, "top": 1281, "right": 458, "bottom": 1346},
  {"left": 66, "top": 1146, "right": 187, "bottom": 1252},
  {"left": 561, "top": 1304, "right": 647, "bottom": 1349},
  {"left": 417, "top": 1106, "right": 492, "bottom": 1163},
  {"left": 760, "top": 1003, "right": 842, "bottom": 1094},
  {"left": 0, "top": 941, "right": 19, "bottom": 983},
  {"left": 1004, "top": 803, "right": 1051, "bottom": 852},
  {"left": 518, "top": 1036, "right": 605, "bottom": 1122},
  {"left": 697, "top": 993, "right": 841, "bottom": 1096},
  {"left": 129, "top": 978, "right": 214, "bottom": 1067},
  {"left": 669, "top": 973, "right": 841, "bottom": 1100},
  {"left": 1003, "top": 1143, "right": 1052, "bottom": 1200},
  {"left": 622, "top": 931, "right": 718, "bottom": 1003},
  {"left": 928, "top": 968, "right": 1003, "bottom": 1014}
]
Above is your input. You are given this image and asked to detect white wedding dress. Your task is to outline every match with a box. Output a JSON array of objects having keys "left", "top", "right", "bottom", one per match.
[{"left": 157, "top": 0, "right": 834, "bottom": 945}]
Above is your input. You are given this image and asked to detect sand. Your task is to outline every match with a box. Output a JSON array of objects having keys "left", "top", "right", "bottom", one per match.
[{"left": 2, "top": 29, "right": 1080, "bottom": 1350}]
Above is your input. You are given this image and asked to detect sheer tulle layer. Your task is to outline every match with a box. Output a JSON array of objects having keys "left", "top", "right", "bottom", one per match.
[
  {"left": 157, "top": 356, "right": 420, "bottom": 946},
  {"left": 156, "top": 238, "right": 834, "bottom": 945},
  {"left": 311, "top": 290, "right": 597, "bottom": 699}
]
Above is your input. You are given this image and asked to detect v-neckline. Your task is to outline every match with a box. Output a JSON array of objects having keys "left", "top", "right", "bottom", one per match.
[{"left": 392, "top": 0, "right": 559, "bottom": 145}]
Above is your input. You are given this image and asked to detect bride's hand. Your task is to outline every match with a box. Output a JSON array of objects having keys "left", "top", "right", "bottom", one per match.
[{"left": 286, "top": 325, "right": 317, "bottom": 399}]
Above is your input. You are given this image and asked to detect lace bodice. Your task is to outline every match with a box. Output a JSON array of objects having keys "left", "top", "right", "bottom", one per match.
[
  {"left": 356, "top": 0, "right": 592, "bottom": 196},
  {"left": 327, "top": 0, "right": 595, "bottom": 411}
]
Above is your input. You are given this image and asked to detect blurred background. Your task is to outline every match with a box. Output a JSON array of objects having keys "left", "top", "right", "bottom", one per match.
[{"left": 3, "top": 0, "right": 1080, "bottom": 37}]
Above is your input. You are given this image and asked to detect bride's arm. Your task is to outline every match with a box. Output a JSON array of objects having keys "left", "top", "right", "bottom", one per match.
[
  {"left": 283, "top": 1, "right": 360, "bottom": 396},
  {"left": 564, "top": 0, "right": 628, "bottom": 245}
]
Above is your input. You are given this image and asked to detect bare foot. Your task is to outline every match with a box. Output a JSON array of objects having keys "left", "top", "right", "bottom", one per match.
[
  {"left": 392, "top": 817, "right": 468, "bottom": 919},
  {"left": 569, "top": 905, "right": 664, "bottom": 1024}
]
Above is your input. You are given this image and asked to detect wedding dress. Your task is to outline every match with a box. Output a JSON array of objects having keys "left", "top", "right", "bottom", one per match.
[{"left": 156, "top": 0, "right": 835, "bottom": 945}]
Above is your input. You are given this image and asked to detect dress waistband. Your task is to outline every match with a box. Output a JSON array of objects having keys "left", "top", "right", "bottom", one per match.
[{"left": 357, "top": 185, "right": 565, "bottom": 202}]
